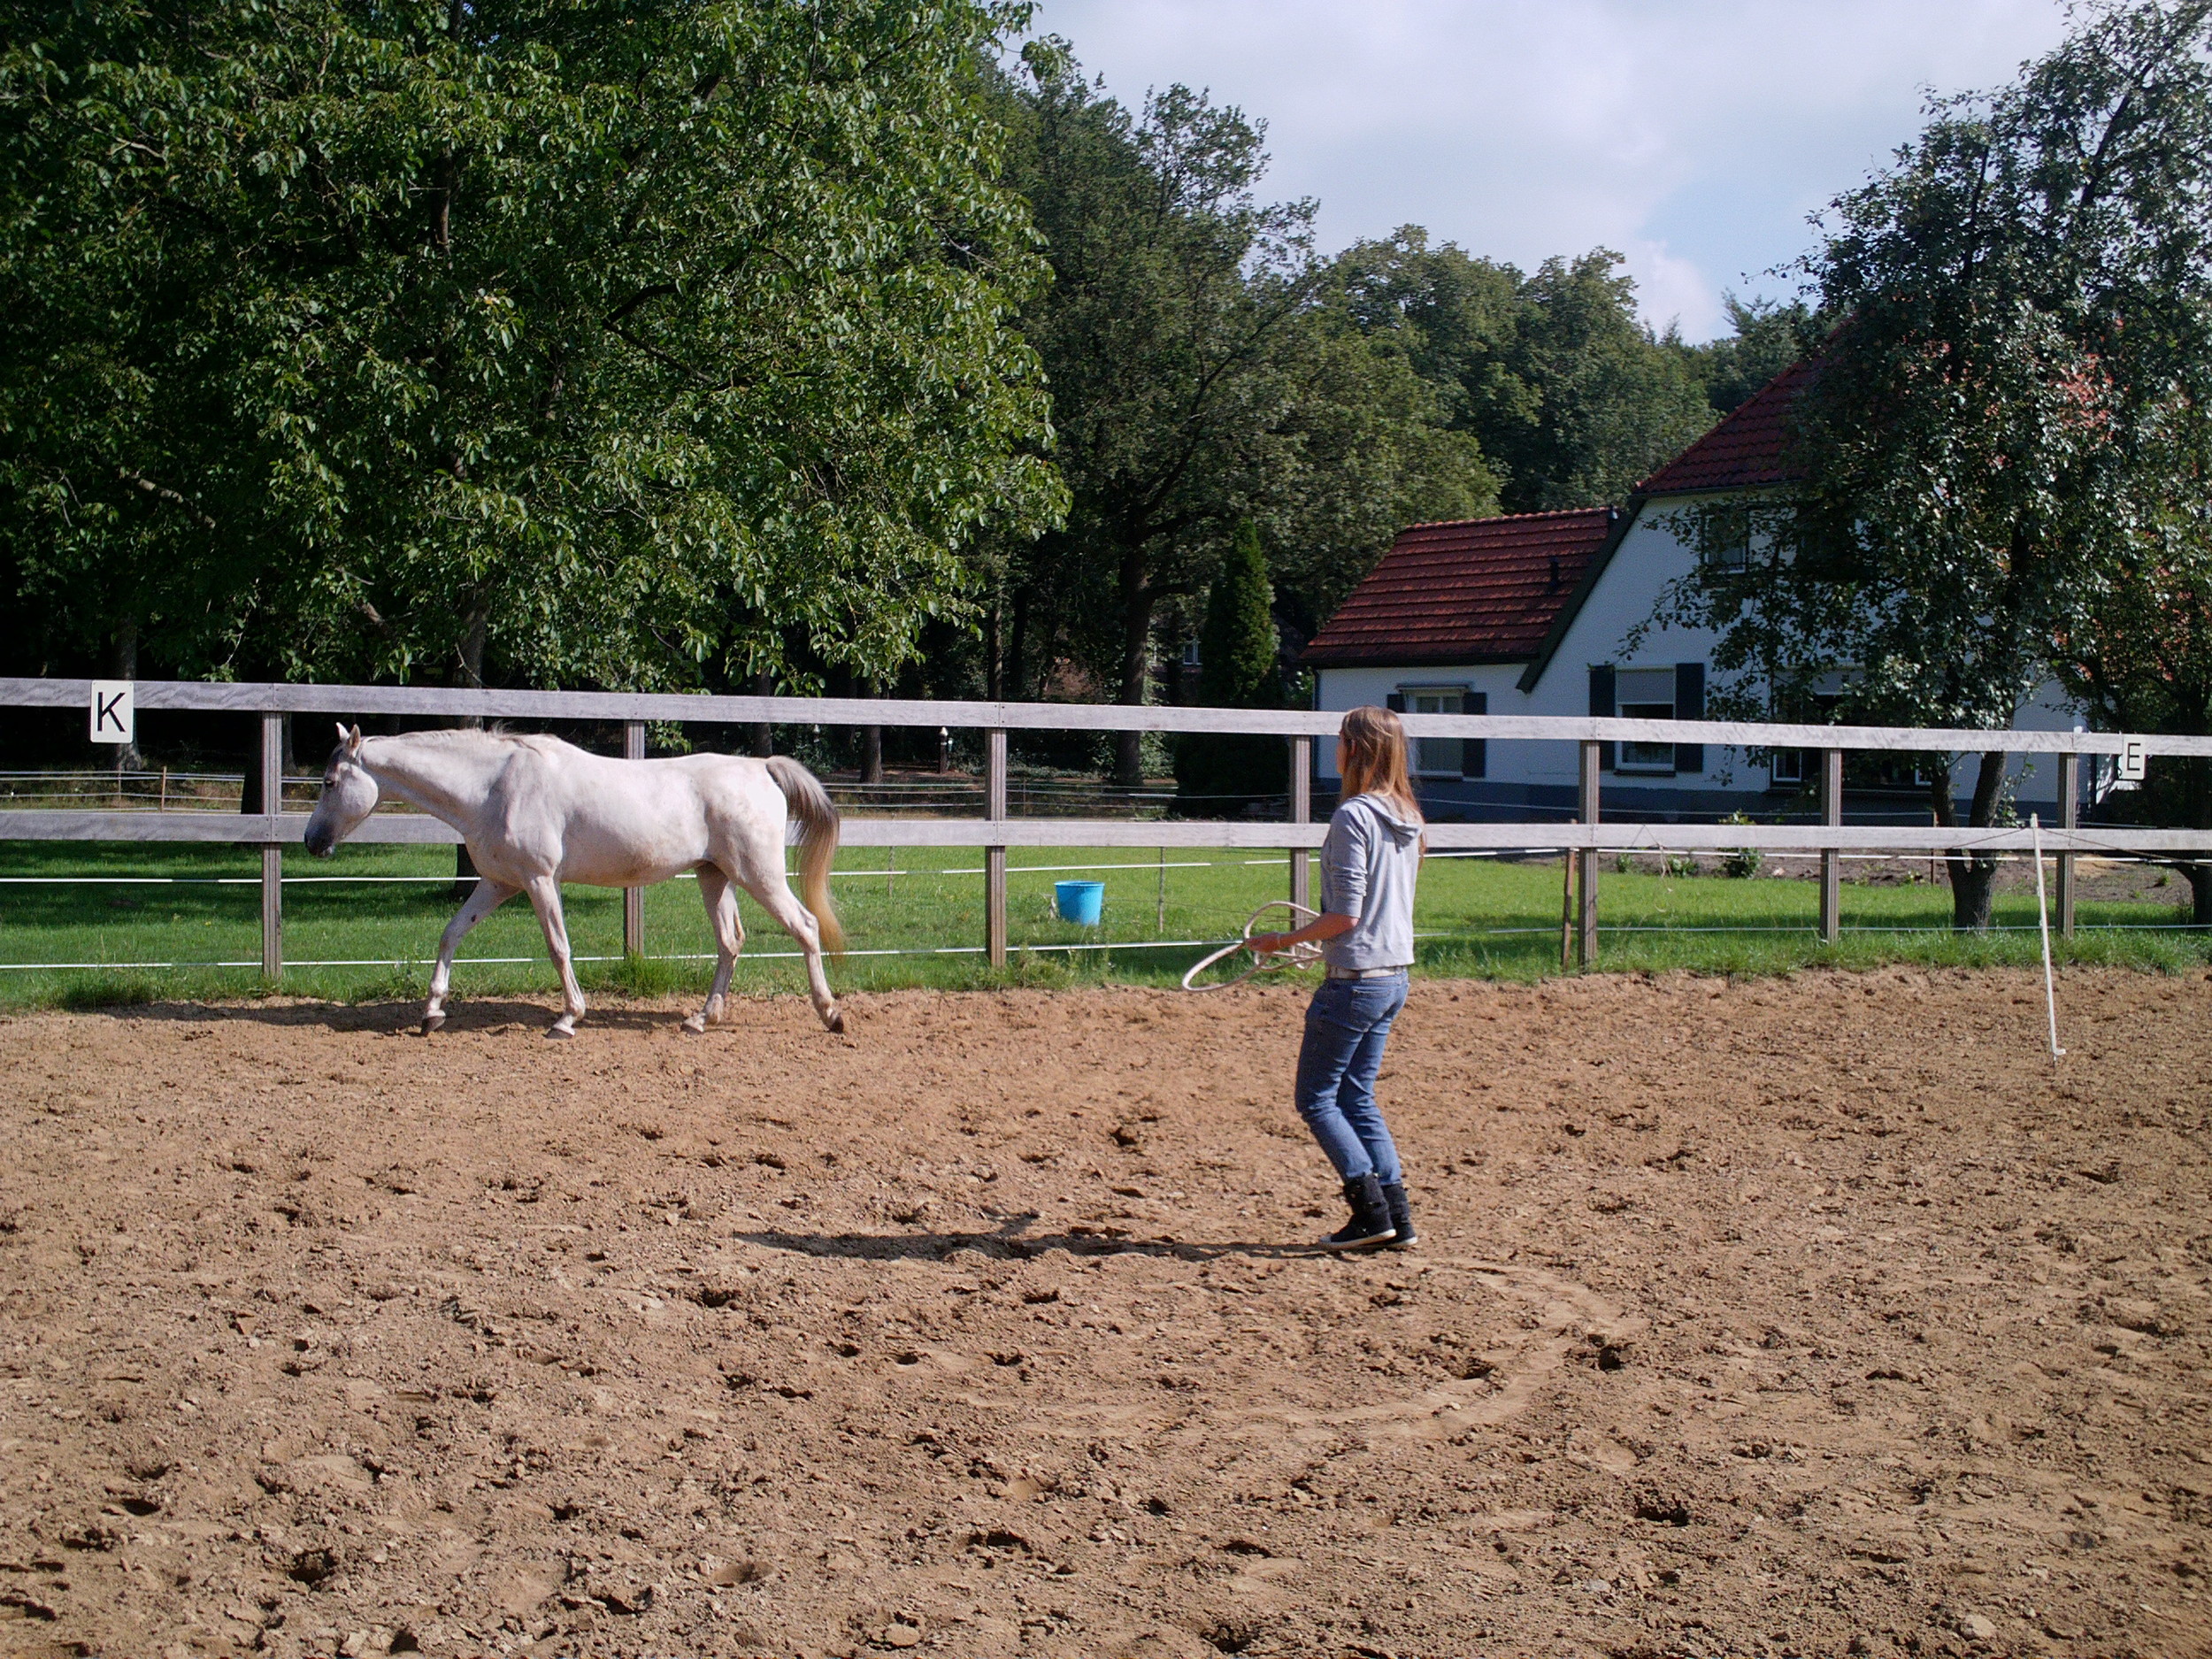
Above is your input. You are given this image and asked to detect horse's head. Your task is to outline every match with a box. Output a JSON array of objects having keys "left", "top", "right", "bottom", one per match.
[{"left": 304, "top": 724, "right": 378, "bottom": 857}]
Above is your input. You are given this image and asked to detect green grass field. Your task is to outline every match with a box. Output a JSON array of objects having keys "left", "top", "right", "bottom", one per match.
[{"left": 2, "top": 834, "right": 2206, "bottom": 1010}]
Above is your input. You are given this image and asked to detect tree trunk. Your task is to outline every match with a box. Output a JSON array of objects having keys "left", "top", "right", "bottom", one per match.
[
  {"left": 1114, "top": 549, "right": 1153, "bottom": 788},
  {"left": 108, "top": 619, "right": 144, "bottom": 772},
  {"left": 2185, "top": 862, "right": 2212, "bottom": 926},
  {"left": 1008, "top": 584, "right": 1028, "bottom": 704},
  {"left": 860, "top": 680, "right": 884, "bottom": 785},
  {"left": 2173, "top": 753, "right": 2212, "bottom": 926},
  {"left": 1932, "top": 749, "right": 2008, "bottom": 932},
  {"left": 452, "top": 605, "right": 488, "bottom": 896},
  {"left": 750, "top": 668, "right": 774, "bottom": 758},
  {"left": 986, "top": 593, "right": 1003, "bottom": 703}
]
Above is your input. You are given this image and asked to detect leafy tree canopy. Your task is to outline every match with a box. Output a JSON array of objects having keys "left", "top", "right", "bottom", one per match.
[
  {"left": 0, "top": 0, "right": 1065, "bottom": 691},
  {"left": 1173, "top": 518, "right": 1285, "bottom": 807},
  {"left": 1648, "top": 0, "right": 2212, "bottom": 926},
  {"left": 1328, "top": 227, "right": 1717, "bottom": 513},
  {"left": 990, "top": 44, "right": 1494, "bottom": 780}
]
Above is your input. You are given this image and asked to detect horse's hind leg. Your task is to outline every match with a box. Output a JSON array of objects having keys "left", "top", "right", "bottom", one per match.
[
  {"left": 744, "top": 875, "right": 843, "bottom": 1033},
  {"left": 683, "top": 866, "right": 744, "bottom": 1033},
  {"left": 523, "top": 875, "right": 587, "bottom": 1038},
  {"left": 423, "top": 878, "right": 518, "bottom": 1032}
]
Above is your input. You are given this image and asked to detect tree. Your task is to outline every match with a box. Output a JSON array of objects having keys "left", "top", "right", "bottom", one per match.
[
  {"left": 1173, "top": 520, "right": 1284, "bottom": 809},
  {"left": 1684, "top": 295, "right": 1818, "bottom": 417},
  {"left": 0, "top": 0, "right": 1064, "bottom": 695},
  {"left": 1648, "top": 0, "right": 2212, "bottom": 930},
  {"left": 994, "top": 47, "right": 1489, "bottom": 783},
  {"left": 2061, "top": 534, "right": 2212, "bottom": 923},
  {"left": 1328, "top": 229, "right": 1716, "bottom": 513}
]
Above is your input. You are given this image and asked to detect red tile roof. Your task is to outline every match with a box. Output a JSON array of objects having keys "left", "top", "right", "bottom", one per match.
[
  {"left": 1637, "top": 359, "right": 1818, "bottom": 495},
  {"left": 1301, "top": 508, "right": 1621, "bottom": 668}
]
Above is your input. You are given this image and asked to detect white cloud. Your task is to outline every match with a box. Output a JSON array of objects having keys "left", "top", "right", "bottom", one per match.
[{"left": 1023, "top": 0, "right": 2072, "bottom": 340}]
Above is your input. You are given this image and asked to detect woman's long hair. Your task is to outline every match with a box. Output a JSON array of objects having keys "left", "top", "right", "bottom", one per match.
[{"left": 1336, "top": 705, "right": 1424, "bottom": 826}]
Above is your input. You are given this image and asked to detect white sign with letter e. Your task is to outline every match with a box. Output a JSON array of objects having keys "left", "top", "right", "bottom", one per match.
[
  {"left": 2118, "top": 735, "right": 2147, "bottom": 783},
  {"left": 88, "top": 680, "right": 134, "bottom": 746}
]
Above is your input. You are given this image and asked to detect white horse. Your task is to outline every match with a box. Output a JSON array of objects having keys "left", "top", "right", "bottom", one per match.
[{"left": 303, "top": 725, "right": 845, "bottom": 1038}]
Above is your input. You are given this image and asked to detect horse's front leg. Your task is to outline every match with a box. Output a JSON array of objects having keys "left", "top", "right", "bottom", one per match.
[
  {"left": 423, "top": 876, "right": 518, "bottom": 1033},
  {"left": 683, "top": 865, "right": 745, "bottom": 1033},
  {"left": 523, "top": 875, "right": 587, "bottom": 1038}
]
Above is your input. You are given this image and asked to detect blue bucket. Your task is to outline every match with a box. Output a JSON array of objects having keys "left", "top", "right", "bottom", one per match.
[{"left": 1054, "top": 879, "right": 1104, "bottom": 926}]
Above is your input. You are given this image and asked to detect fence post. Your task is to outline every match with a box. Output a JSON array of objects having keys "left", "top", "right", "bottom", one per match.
[
  {"left": 1820, "top": 748, "right": 1843, "bottom": 945},
  {"left": 260, "top": 713, "right": 283, "bottom": 979},
  {"left": 985, "top": 728, "right": 1008, "bottom": 968},
  {"left": 1289, "top": 735, "right": 1312, "bottom": 912},
  {"left": 1577, "top": 741, "right": 1600, "bottom": 965},
  {"left": 622, "top": 721, "right": 647, "bottom": 957},
  {"left": 2056, "top": 750, "right": 2078, "bottom": 939}
]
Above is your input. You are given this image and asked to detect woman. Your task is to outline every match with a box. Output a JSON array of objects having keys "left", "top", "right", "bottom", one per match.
[{"left": 1248, "top": 704, "right": 1423, "bottom": 1251}]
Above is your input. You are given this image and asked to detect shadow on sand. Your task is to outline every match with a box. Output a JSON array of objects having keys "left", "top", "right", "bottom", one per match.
[
  {"left": 733, "top": 1223, "right": 1327, "bottom": 1264},
  {"left": 79, "top": 996, "right": 718, "bottom": 1037}
]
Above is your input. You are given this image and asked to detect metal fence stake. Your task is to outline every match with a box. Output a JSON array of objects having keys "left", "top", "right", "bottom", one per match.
[
  {"left": 986, "top": 729, "right": 1008, "bottom": 968},
  {"left": 1821, "top": 748, "right": 1843, "bottom": 945},
  {"left": 622, "top": 721, "right": 646, "bottom": 958},
  {"left": 260, "top": 713, "right": 283, "bottom": 979},
  {"left": 2056, "top": 751, "right": 2078, "bottom": 938},
  {"left": 1577, "top": 741, "right": 1600, "bottom": 965},
  {"left": 1289, "top": 735, "right": 1312, "bottom": 912}
]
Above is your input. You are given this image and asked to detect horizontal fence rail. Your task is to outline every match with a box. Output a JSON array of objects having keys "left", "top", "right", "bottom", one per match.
[
  {"left": 6, "top": 677, "right": 2211, "bottom": 979},
  {"left": 9, "top": 675, "right": 2212, "bottom": 757},
  {"left": 4, "top": 810, "right": 2208, "bottom": 856}
]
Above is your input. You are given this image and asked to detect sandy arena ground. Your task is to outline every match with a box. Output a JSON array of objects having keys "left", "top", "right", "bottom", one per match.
[{"left": 3, "top": 970, "right": 2209, "bottom": 1659}]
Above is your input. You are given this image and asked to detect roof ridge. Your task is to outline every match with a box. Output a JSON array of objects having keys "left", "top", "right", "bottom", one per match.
[
  {"left": 1636, "top": 357, "right": 1819, "bottom": 496},
  {"left": 1397, "top": 504, "right": 1618, "bottom": 531}
]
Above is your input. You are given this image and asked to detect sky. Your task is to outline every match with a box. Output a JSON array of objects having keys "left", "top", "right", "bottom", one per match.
[{"left": 1020, "top": 0, "right": 2075, "bottom": 342}]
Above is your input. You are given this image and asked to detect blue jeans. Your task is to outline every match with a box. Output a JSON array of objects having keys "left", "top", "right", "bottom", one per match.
[{"left": 1294, "top": 972, "right": 1408, "bottom": 1186}]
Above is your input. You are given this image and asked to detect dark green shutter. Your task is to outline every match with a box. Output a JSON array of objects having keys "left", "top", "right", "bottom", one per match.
[
  {"left": 1461, "top": 690, "right": 1486, "bottom": 778},
  {"left": 1674, "top": 663, "right": 1705, "bottom": 774},
  {"left": 1385, "top": 692, "right": 1405, "bottom": 713},
  {"left": 1588, "top": 666, "right": 1615, "bottom": 771}
]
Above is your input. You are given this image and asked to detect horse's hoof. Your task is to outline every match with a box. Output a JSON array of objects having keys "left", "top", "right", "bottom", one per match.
[
  {"left": 421, "top": 1012, "right": 445, "bottom": 1034},
  {"left": 825, "top": 1009, "right": 846, "bottom": 1035},
  {"left": 681, "top": 1014, "right": 707, "bottom": 1034},
  {"left": 547, "top": 1023, "right": 577, "bottom": 1041}
]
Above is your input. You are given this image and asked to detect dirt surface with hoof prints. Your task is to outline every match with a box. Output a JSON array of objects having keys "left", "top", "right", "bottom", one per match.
[{"left": 2, "top": 967, "right": 2209, "bottom": 1659}]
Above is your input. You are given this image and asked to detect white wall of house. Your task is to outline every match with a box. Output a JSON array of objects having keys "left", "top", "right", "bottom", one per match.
[{"left": 1315, "top": 492, "right": 2085, "bottom": 819}]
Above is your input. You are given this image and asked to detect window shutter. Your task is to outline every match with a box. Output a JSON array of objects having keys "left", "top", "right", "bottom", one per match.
[
  {"left": 1588, "top": 665, "right": 1615, "bottom": 772},
  {"left": 1385, "top": 692, "right": 1405, "bottom": 713},
  {"left": 1460, "top": 690, "right": 1486, "bottom": 778},
  {"left": 1674, "top": 662, "right": 1706, "bottom": 775}
]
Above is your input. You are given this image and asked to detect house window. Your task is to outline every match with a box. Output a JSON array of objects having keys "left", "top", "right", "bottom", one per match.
[
  {"left": 1615, "top": 667, "right": 1677, "bottom": 772},
  {"left": 1396, "top": 687, "right": 1486, "bottom": 778},
  {"left": 1701, "top": 505, "right": 1752, "bottom": 573},
  {"left": 1181, "top": 638, "right": 1202, "bottom": 669},
  {"left": 1407, "top": 688, "right": 1463, "bottom": 775}
]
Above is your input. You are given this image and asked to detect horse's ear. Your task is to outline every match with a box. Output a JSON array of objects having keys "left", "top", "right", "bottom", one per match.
[
  {"left": 335, "top": 721, "right": 349, "bottom": 745},
  {"left": 344, "top": 724, "right": 365, "bottom": 754}
]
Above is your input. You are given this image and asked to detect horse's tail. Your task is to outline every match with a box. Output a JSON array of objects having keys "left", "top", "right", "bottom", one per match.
[{"left": 766, "top": 755, "right": 844, "bottom": 958}]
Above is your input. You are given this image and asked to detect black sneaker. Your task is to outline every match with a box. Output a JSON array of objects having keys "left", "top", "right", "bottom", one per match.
[
  {"left": 1318, "top": 1174, "right": 1397, "bottom": 1251},
  {"left": 1380, "top": 1181, "right": 1417, "bottom": 1249}
]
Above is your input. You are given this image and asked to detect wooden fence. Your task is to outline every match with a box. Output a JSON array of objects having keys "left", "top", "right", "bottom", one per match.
[{"left": 5, "top": 676, "right": 2212, "bottom": 977}]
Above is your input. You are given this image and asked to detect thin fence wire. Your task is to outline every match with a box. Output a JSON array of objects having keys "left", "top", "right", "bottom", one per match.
[{"left": 7, "top": 916, "right": 2205, "bottom": 975}]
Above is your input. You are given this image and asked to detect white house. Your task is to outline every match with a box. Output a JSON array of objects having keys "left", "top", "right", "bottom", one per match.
[{"left": 1302, "top": 364, "right": 2085, "bottom": 822}]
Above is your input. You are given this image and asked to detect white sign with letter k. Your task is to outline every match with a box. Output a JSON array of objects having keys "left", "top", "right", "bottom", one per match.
[{"left": 89, "top": 680, "right": 134, "bottom": 746}]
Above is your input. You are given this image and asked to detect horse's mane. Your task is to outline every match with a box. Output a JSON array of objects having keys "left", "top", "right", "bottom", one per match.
[{"left": 337, "top": 725, "right": 557, "bottom": 764}]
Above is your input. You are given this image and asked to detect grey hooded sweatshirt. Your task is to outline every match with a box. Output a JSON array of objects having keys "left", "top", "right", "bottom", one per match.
[{"left": 1317, "top": 792, "right": 1423, "bottom": 972}]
